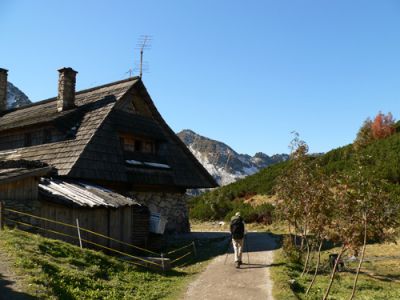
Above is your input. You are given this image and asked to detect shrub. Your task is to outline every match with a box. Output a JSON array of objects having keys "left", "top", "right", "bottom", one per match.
[
  {"left": 282, "top": 235, "right": 302, "bottom": 264},
  {"left": 189, "top": 201, "right": 215, "bottom": 220}
]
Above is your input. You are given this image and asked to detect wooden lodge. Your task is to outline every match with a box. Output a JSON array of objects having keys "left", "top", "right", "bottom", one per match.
[{"left": 0, "top": 67, "right": 217, "bottom": 250}]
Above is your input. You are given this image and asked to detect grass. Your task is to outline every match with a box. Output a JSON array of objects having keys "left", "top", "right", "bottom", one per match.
[
  {"left": 190, "top": 219, "right": 288, "bottom": 234},
  {"left": 270, "top": 248, "right": 299, "bottom": 300},
  {"left": 271, "top": 236, "right": 400, "bottom": 300},
  {"left": 0, "top": 227, "right": 228, "bottom": 300}
]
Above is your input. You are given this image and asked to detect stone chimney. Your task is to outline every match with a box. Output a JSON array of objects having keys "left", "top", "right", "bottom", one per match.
[
  {"left": 57, "top": 67, "right": 78, "bottom": 112},
  {"left": 0, "top": 68, "right": 8, "bottom": 112}
]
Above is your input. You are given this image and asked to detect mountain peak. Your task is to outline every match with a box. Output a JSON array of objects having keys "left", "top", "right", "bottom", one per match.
[
  {"left": 6, "top": 82, "right": 31, "bottom": 109},
  {"left": 177, "top": 129, "right": 289, "bottom": 186}
]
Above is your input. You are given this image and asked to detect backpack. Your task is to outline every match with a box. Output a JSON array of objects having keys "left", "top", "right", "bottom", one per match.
[{"left": 230, "top": 217, "right": 244, "bottom": 239}]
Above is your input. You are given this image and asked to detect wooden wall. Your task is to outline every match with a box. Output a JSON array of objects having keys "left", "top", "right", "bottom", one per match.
[
  {"left": 0, "top": 177, "right": 41, "bottom": 227},
  {"left": 0, "top": 177, "right": 38, "bottom": 201},
  {"left": 39, "top": 201, "right": 149, "bottom": 254}
]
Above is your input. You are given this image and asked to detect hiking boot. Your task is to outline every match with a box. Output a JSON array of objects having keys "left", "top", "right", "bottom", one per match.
[
  {"left": 238, "top": 260, "right": 242, "bottom": 266},
  {"left": 235, "top": 261, "right": 240, "bottom": 268}
]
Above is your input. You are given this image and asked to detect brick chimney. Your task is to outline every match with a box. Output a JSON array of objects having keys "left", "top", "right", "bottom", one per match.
[
  {"left": 57, "top": 67, "right": 78, "bottom": 112},
  {"left": 0, "top": 68, "right": 8, "bottom": 112}
]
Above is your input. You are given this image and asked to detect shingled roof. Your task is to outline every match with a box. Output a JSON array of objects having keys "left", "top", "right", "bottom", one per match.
[
  {"left": 0, "top": 77, "right": 217, "bottom": 189},
  {"left": 0, "top": 160, "right": 52, "bottom": 184},
  {"left": 0, "top": 78, "right": 137, "bottom": 176}
]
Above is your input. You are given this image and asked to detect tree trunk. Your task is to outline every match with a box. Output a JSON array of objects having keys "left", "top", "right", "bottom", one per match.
[
  {"left": 306, "top": 248, "right": 315, "bottom": 275},
  {"left": 306, "top": 240, "right": 323, "bottom": 295},
  {"left": 301, "top": 237, "right": 311, "bottom": 276},
  {"left": 349, "top": 215, "right": 367, "bottom": 300},
  {"left": 300, "top": 226, "right": 306, "bottom": 251},
  {"left": 323, "top": 245, "right": 346, "bottom": 300},
  {"left": 294, "top": 220, "right": 300, "bottom": 248}
]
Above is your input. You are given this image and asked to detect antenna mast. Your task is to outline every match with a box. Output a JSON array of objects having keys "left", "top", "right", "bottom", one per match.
[{"left": 136, "top": 35, "right": 152, "bottom": 78}]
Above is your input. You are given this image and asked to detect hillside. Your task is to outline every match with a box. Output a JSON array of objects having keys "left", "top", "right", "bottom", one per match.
[
  {"left": 0, "top": 228, "right": 180, "bottom": 299},
  {"left": 190, "top": 128, "right": 400, "bottom": 221},
  {"left": 0, "top": 228, "right": 227, "bottom": 299},
  {"left": 177, "top": 129, "right": 288, "bottom": 185}
]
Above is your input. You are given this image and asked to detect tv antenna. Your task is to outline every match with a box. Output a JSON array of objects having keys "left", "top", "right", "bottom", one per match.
[
  {"left": 135, "top": 35, "right": 152, "bottom": 78},
  {"left": 125, "top": 68, "right": 133, "bottom": 78}
]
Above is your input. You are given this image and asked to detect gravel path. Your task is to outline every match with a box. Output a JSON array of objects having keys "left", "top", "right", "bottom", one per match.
[{"left": 183, "top": 232, "right": 277, "bottom": 300}]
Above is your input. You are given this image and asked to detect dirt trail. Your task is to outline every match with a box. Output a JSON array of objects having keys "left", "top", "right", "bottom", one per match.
[{"left": 183, "top": 232, "right": 277, "bottom": 300}]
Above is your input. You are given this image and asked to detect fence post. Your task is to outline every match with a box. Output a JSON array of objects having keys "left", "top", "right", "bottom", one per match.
[
  {"left": 192, "top": 241, "right": 197, "bottom": 257},
  {"left": 161, "top": 253, "right": 165, "bottom": 272},
  {"left": 76, "top": 218, "right": 83, "bottom": 249},
  {"left": 0, "top": 201, "right": 4, "bottom": 231}
]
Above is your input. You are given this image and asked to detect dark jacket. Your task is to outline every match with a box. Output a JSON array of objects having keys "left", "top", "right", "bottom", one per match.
[{"left": 230, "top": 215, "right": 245, "bottom": 239}]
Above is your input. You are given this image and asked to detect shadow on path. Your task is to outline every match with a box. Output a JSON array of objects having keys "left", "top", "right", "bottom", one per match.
[
  {"left": 0, "top": 274, "right": 36, "bottom": 300},
  {"left": 223, "top": 232, "right": 282, "bottom": 254},
  {"left": 239, "top": 262, "right": 285, "bottom": 269}
]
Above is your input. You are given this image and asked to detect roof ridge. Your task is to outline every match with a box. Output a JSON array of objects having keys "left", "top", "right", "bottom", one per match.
[
  {"left": 74, "top": 76, "right": 140, "bottom": 96},
  {"left": 1, "top": 76, "right": 140, "bottom": 115}
]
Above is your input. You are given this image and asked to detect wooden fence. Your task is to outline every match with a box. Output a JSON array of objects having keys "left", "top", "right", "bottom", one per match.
[{"left": 0, "top": 201, "right": 196, "bottom": 272}]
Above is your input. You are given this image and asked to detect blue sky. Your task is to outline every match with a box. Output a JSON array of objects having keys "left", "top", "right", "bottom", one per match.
[{"left": 1, "top": 1, "right": 400, "bottom": 155}]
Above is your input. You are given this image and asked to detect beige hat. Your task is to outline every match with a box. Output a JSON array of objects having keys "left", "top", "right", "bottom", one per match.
[{"left": 235, "top": 212, "right": 241, "bottom": 217}]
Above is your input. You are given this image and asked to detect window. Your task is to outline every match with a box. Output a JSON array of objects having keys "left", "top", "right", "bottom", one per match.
[
  {"left": 143, "top": 141, "right": 154, "bottom": 153},
  {"left": 119, "top": 133, "right": 156, "bottom": 154},
  {"left": 135, "top": 140, "right": 143, "bottom": 152}
]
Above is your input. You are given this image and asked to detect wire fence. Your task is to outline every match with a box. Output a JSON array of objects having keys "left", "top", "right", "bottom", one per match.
[{"left": 0, "top": 202, "right": 197, "bottom": 272}]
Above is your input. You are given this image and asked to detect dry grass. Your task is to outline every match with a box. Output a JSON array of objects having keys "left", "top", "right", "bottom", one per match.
[
  {"left": 355, "top": 240, "right": 400, "bottom": 283},
  {"left": 243, "top": 194, "right": 278, "bottom": 206},
  {"left": 273, "top": 237, "right": 400, "bottom": 300},
  {"left": 190, "top": 220, "right": 230, "bottom": 232},
  {"left": 190, "top": 220, "right": 287, "bottom": 234}
]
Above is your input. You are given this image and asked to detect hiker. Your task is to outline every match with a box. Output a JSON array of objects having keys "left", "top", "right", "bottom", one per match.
[{"left": 230, "top": 212, "right": 245, "bottom": 268}]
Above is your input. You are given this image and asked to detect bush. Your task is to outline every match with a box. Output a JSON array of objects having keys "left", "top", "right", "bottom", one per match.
[
  {"left": 282, "top": 235, "right": 302, "bottom": 264},
  {"left": 190, "top": 195, "right": 275, "bottom": 224},
  {"left": 189, "top": 162, "right": 286, "bottom": 222},
  {"left": 189, "top": 201, "right": 215, "bottom": 220},
  {"left": 254, "top": 203, "right": 274, "bottom": 224}
]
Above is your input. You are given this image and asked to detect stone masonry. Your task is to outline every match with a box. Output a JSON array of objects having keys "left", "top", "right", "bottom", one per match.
[
  {"left": 57, "top": 67, "right": 77, "bottom": 112},
  {"left": 129, "top": 191, "right": 190, "bottom": 233}
]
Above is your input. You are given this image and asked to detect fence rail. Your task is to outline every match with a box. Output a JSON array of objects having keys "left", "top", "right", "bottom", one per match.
[
  {"left": 4, "top": 207, "right": 159, "bottom": 256},
  {"left": 0, "top": 202, "right": 196, "bottom": 271}
]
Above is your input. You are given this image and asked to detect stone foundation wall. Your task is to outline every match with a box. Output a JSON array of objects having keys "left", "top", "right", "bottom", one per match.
[{"left": 129, "top": 191, "right": 190, "bottom": 233}]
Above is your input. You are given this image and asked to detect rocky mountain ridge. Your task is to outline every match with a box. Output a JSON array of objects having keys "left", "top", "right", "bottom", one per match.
[
  {"left": 6, "top": 82, "right": 31, "bottom": 109},
  {"left": 177, "top": 129, "right": 289, "bottom": 186}
]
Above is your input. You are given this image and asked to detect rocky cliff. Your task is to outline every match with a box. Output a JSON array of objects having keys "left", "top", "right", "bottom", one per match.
[
  {"left": 177, "top": 129, "right": 289, "bottom": 186},
  {"left": 6, "top": 82, "right": 31, "bottom": 109}
]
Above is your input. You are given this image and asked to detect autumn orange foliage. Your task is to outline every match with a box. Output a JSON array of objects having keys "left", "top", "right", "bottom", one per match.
[{"left": 371, "top": 112, "right": 396, "bottom": 140}]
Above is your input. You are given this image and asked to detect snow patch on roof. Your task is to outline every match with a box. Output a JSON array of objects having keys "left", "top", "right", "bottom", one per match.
[
  {"left": 143, "top": 162, "right": 170, "bottom": 169},
  {"left": 126, "top": 159, "right": 143, "bottom": 166},
  {"left": 126, "top": 160, "right": 171, "bottom": 169}
]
